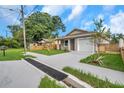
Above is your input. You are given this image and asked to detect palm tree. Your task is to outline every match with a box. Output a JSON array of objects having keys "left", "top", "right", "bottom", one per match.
[
  {"left": 88, "top": 18, "right": 111, "bottom": 65},
  {"left": 93, "top": 18, "right": 111, "bottom": 53}
]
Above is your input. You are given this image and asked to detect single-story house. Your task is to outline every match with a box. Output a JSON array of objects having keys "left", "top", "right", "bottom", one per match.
[{"left": 56, "top": 29, "right": 109, "bottom": 54}]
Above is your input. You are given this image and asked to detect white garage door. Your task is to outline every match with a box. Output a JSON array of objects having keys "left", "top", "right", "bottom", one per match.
[{"left": 78, "top": 38, "right": 94, "bottom": 53}]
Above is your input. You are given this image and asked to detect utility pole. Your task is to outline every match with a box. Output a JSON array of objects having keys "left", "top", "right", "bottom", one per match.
[{"left": 21, "top": 5, "right": 27, "bottom": 55}]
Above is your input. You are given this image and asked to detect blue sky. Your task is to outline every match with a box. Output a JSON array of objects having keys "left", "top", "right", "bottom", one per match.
[{"left": 0, "top": 5, "right": 124, "bottom": 37}]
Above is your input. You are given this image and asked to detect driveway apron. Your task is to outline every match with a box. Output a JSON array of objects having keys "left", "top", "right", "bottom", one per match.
[{"left": 27, "top": 51, "right": 124, "bottom": 84}]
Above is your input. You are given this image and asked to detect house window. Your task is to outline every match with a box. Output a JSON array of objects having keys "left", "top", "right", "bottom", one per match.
[{"left": 64, "top": 40, "right": 68, "bottom": 46}]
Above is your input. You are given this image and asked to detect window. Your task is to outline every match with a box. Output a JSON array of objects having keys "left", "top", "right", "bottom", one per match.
[{"left": 64, "top": 40, "right": 68, "bottom": 46}]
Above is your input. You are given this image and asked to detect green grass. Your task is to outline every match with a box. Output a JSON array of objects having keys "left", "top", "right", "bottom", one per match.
[
  {"left": 63, "top": 67, "right": 124, "bottom": 88},
  {"left": 0, "top": 48, "right": 24, "bottom": 61},
  {"left": 80, "top": 53, "right": 124, "bottom": 72},
  {"left": 39, "top": 76, "right": 65, "bottom": 88},
  {"left": 0, "top": 48, "right": 35, "bottom": 61},
  {"left": 30, "top": 49, "right": 66, "bottom": 56}
]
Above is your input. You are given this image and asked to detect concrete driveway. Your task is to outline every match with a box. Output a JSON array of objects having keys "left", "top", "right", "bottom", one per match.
[
  {"left": 27, "top": 51, "right": 124, "bottom": 85},
  {"left": 0, "top": 60, "right": 45, "bottom": 88},
  {"left": 27, "top": 51, "right": 91, "bottom": 69}
]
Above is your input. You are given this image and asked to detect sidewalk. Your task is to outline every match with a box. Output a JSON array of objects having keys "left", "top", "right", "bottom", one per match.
[
  {"left": 27, "top": 52, "right": 124, "bottom": 85},
  {"left": 0, "top": 60, "right": 45, "bottom": 88}
]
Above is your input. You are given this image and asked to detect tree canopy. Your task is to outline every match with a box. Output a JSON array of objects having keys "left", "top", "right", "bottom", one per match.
[
  {"left": 110, "top": 33, "right": 124, "bottom": 44},
  {"left": 7, "top": 25, "right": 21, "bottom": 37},
  {"left": 25, "top": 12, "right": 65, "bottom": 42},
  {"left": 6, "top": 12, "right": 65, "bottom": 48},
  {"left": 93, "top": 18, "right": 111, "bottom": 44}
]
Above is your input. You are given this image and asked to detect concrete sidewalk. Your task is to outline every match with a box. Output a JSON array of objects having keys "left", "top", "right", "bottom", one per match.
[
  {"left": 27, "top": 51, "right": 124, "bottom": 85},
  {"left": 0, "top": 60, "right": 45, "bottom": 88}
]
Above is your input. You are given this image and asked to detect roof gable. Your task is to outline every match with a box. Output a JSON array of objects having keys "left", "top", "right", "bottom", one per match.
[{"left": 66, "top": 29, "right": 89, "bottom": 37}]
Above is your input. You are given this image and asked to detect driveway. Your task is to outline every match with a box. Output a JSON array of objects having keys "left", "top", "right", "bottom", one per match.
[
  {"left": 27, "top": 51, "right": 124, "bottom": 85},
  {"left": 0, "top": 60, "right": 45, "bottom": 88},
  {"left": 27, "top": 51, "right": 90, "bottom": 69}
]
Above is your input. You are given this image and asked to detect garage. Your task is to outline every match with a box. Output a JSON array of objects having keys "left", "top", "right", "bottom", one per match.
[{"left": 78, "top": 38, "right": 94, "bottom": 53}]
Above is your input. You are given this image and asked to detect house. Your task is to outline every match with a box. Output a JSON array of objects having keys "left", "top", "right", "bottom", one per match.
[
  {"left": 56, "top": 29, "right": 109, "bottom": 54},
  {"left": 29, "top": 38, "right": 57, "bottom": 50}
]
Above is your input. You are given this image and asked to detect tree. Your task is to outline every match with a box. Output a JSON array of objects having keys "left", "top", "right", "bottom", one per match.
[
  {"left": 25, "top": 12, "right": 65, "bottom": 42},
  {"left": 7, "top": 25, "right": 24, "bottom": 47},
  {"left": 52, "top": 16, "right": 65, "bottom": 37},
  {"left": 7, "top": 25, "right": 21, "bottom": 37},
  {"left": 110, "top": 33, "right": 124, "bottom": 44},
  {"left": 0, "top": 37, "right": 20, "bottom": 48},
  {"left": 93, "top": 18, "right": 111, "bottom": 52},
  {"left": 7, "top": 12, "right": 65, "bottom": 48},
  {"left": 88, "top": 18, "right": 111, "bottom": 65}
]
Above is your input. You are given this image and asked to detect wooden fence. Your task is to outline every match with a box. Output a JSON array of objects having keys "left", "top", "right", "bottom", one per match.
[
  {"left": 98, "top": 43, "right": 124, "bottom": 63},
  {"left": 98, "top": 44, "right": 120, "bottom": 53},
  {"left": 29, "top": 43, "right": 57, "bottom": 50}
]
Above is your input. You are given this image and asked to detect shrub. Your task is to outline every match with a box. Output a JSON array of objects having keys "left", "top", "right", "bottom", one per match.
[{"left": 81, "top": 53, "right": 104, "bottom": 65}]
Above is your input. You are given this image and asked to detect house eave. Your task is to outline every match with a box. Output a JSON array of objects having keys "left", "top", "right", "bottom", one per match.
[{"left": 57, "top": 33, "right": 93, "bottom": 40}]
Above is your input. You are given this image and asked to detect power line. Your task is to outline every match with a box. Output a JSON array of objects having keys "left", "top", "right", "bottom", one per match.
[
  {"left": 0, "top": 7, "right": 20, "bottom": 19},
  {"left": 0, "top": 6, "right": 38, "bottom": 20},
  {"left": 0, "top": 12, "right": 17, "bottom": 19},
  {"left": 26, "top": 5, "right": 39, "bottom": 17},
  {"left": 0, "top": 6, "right": 21, "bottom": 24},
  {"left": 0, "top": 7, "right": 15, "bottom": 10},
  {"left": 13, "top": 13, "right": 21, "bottom": 25},
  {"left": 0, "top": 6, "right": 20, "bottom": 13}
]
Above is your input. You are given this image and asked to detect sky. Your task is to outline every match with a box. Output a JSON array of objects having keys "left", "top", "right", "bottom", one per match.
[{"left": 0, "top": 5, "right": 124, "bottom": 37}]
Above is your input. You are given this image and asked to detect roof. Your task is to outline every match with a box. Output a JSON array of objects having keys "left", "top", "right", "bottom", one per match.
[
  {"left": 57, "top": 28, "right": 94, "bottom": 39},
  {"left": 65, "top": 28, "right": 91, "bottom": 36}
]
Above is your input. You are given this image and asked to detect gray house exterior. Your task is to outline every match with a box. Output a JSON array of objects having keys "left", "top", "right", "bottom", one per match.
[
  {"left": 56, "top": 29, "right": 109, "bottom": 54},
  {"left": 56, "top": 29, "right": 95, "bottom": 54}
]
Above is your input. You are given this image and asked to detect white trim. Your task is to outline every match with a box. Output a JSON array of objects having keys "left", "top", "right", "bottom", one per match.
[
  {"left": 92, "top": 39, "right": 95, "bottom": 54},
  {"left": 64, "top": 33, "right": 93, "bottom": 39},
  {"left": 74, "top": 38, "right": 77, "bottom": 51},
  {"left": 77, "top": 38, "right": 80, "bottom": 51},
  {"left": 68, "top": 39, "right": 71, "bottom": 51},
  {"left": 57, "top": 40, "right": 60, "bottom": 50}
]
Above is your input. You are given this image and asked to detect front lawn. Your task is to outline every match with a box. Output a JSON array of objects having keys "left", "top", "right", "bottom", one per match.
[
  {"left": 0, "top": 48, "right": 35, "bottom": 61},
  {"left": 39, "top": 76, "right": 65, "bottom": 88},
  {"left": 80, "top": 53, "right": 124, "bottom": 72},
  {"left": 0, "top": 48, "right": 24, "bottom": 61},
  {"left": 30, "top": 49, "right": 66, "bottom": 56},
  {"left": 63, "top": 67, "right": 124, "bottom": 88}
]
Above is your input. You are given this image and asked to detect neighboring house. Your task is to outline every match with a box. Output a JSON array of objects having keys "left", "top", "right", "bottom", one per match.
[
  {"left": 29, "top": 38, "right": 57, "bottom": 50},
  {"left": 56, "top": 29, "right": 109, "bottom": 54}
]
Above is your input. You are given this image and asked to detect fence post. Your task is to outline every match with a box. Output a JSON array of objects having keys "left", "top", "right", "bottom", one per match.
[{"left": 119, "top": 38, "right": 124, "bottom": 63}]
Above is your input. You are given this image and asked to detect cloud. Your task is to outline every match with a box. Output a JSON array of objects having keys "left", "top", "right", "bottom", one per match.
[
  {"left": 110, "top": 11, "right": 124, "bottom": 34},
  {"left": 41, "top": 5, "right": 71, "bottom": 16},
  {"left": 97, "top": 14, "right": 104, "bottom": 20},
  {"left": 67, "top": 5, "right": 87, "bottom": 22},
  {"left": 84, "top": 21, "right": 93, "bottom": 26},
  {"left": 103, "top": 5, "right": 115, "bottom": 11},
  {"left": 80, "top": 20, "right": 93, "bottom": 30}
]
